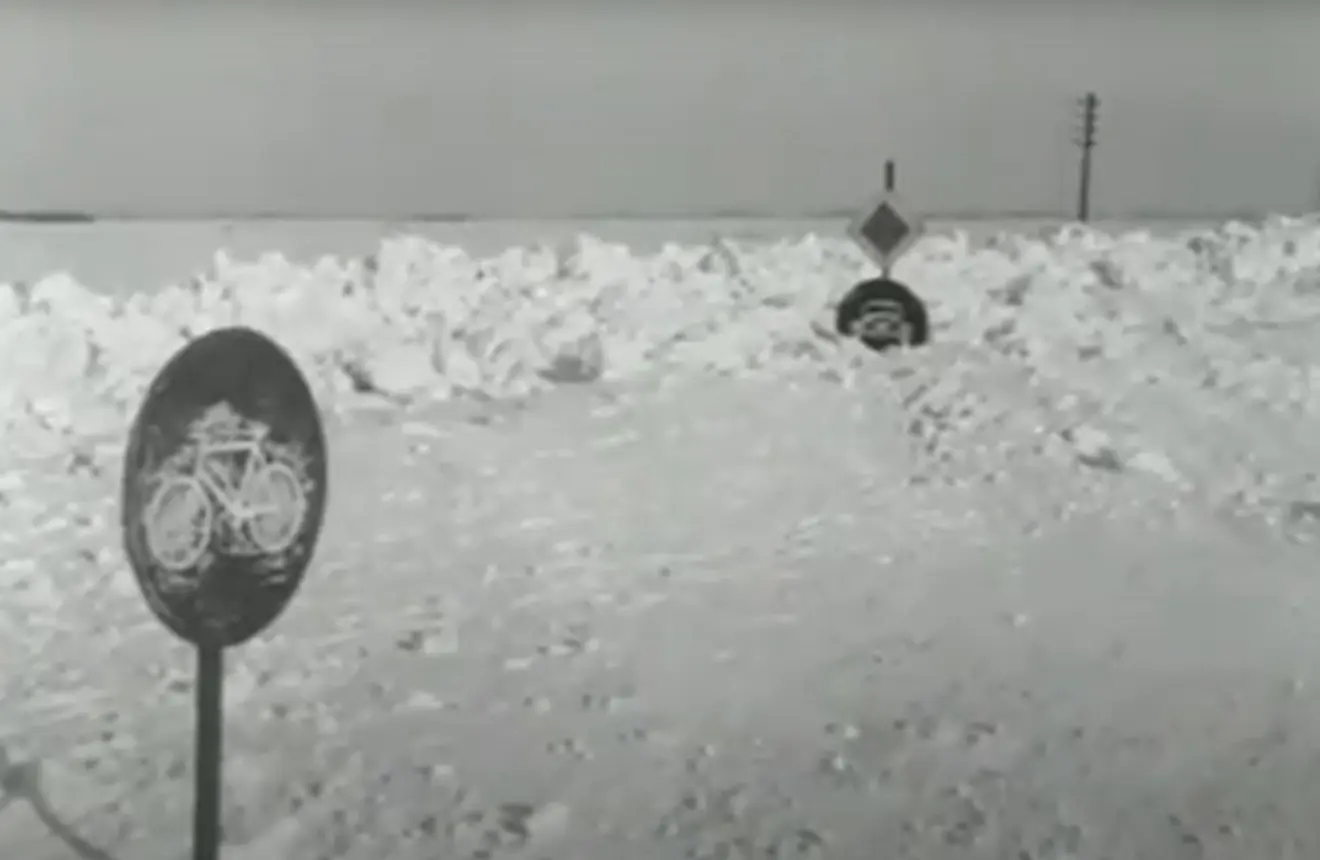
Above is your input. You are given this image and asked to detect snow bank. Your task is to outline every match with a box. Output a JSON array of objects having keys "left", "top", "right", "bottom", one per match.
[{"left": 3, "top": 216, "right": 1320, "bottom": 466}]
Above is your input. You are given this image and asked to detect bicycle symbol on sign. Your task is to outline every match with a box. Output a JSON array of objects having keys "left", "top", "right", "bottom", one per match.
[{"left": 142, "top": 406, "right": 308, "bottom": 574}]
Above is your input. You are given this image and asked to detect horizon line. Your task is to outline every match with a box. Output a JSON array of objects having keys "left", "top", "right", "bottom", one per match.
[{"left": 0, "top": 208, "right": 1303, "bottom": 225}]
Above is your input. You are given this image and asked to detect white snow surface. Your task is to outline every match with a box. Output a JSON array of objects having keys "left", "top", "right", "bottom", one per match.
[{"left": 5, "top": 217, "right": 1320, "bottom": 858}]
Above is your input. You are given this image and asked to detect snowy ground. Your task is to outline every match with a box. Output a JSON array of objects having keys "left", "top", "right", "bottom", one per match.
[{"left": 4, "top": 216, "right": 1320, "bottom": 858}]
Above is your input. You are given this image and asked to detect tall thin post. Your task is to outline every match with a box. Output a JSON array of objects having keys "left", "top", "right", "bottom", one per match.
[
  {"left": 193, "top": 646, "right": 224, "bottom": 860},
  {"left": 1074, "top": 93, "right": 1099, "bottom": 222},
  {"left": 884, "top": 159, "right": 896, "bottom": 194}
]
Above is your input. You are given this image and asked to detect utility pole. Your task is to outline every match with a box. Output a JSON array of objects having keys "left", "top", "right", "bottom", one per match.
[{"left": 1074, "top": 92, "right": 1099, "bottom": 222}]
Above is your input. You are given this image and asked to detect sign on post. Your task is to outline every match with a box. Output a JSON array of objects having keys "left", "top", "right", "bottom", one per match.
[
  {"left": 837, "top": 165, "right": 932, "bottom": 353},
  {"left": 120, "top": 326, "right": 329, "bottom": 860},
  {"left": 846, "top": 190, "right": 926, "bottom": 276}
]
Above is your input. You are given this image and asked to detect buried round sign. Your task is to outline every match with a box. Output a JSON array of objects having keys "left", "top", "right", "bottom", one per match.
[
  {"left": 120, "top": 327, "right": 329, "bottom": 649},
  {"left": 834, "top": 277, "right": 930, "bottom": 354}
]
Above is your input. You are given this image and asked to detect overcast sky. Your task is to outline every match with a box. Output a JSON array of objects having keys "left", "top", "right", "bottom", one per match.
[{"left": 1, "top": 3, "right": 1317, "bottom": 219}]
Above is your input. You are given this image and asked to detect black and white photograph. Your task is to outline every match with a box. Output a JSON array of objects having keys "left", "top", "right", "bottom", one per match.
[{"left": 1, "top": 3, "right": 1320, "bottom": 859}]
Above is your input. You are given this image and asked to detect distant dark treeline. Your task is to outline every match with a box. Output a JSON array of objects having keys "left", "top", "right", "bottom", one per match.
[{"left": 0, "top": 211, "right": 97, "bottom": 224}]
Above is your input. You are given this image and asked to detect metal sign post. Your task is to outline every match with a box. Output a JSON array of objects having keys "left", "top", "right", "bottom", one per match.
[
  {"left": 194, "top": 646, "right": 223, "bottom": 860},
  {"left": 120, "top": 326, "right": 330, "bottom": 860},
  {"left": 1074, "top": 92, "right": 1100, "bottom": 223}
]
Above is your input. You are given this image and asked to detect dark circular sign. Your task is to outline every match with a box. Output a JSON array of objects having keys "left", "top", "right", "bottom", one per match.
[
  {"left": 834, "top": 277, "right": 930, "bottom": 354},
  {"left": 120, "top": 327, "right": 329, "bottom": 649}
]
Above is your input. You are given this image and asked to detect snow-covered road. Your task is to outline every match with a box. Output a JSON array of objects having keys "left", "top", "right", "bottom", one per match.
[{"left": 4, "top": 217, "right": 1320, "bottom": 858}]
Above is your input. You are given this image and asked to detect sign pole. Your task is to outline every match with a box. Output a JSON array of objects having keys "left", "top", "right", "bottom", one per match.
[
  {"left": 882, "top": 159, "right": 897, "bottom": 277},
  {"left": 193, "top": 645, "right": 224, "bottom": 860},
  {"left": 1074, "top": 93, "right": 1099, "bottom": 222}
]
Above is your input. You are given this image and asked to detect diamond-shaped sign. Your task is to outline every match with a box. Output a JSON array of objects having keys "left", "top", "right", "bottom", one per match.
[{"left": 847, "top": 191, "right": 925, "bottom": 272}]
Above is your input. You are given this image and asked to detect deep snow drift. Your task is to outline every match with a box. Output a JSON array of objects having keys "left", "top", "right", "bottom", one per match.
[
  {"left": 5, "top": 216, "right": 1320, "bottom": 859},
  {"left": 4, "top": 215, "right": 1320, "bottom": 513}
]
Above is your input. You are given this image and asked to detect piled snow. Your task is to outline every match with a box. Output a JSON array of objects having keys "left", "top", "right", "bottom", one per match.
[
  {"left": 8, "top": 216, "right": 1320, "bottom": 858},
  {"left": 4, "top": 215, "right": 1320, "bottom": 497}
]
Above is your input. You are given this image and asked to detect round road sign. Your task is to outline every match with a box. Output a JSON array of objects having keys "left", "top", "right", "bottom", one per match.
[
  {"left": 120, "top": 327, "right": 329, "bottom": 648},
  {"left": 834, "top": 277, "right": 930, "bottom": 354}
]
